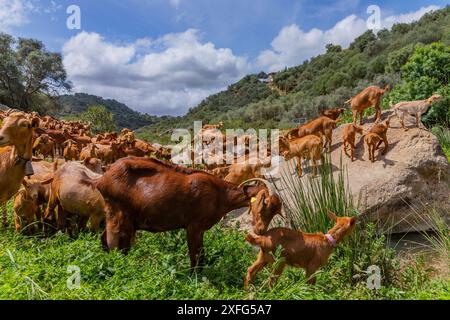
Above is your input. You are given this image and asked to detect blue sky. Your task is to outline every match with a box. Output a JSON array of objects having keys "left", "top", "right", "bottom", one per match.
[{"left": 0, "top": 0, "right": 448, "bottom": 115}]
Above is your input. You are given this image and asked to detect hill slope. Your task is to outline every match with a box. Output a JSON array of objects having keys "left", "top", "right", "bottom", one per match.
[
  {"left": 137, "top": 6, "right": 450, "bottom": 141},
  {"left": 57, "top": 93, "right": 159, "bottom": 130}
]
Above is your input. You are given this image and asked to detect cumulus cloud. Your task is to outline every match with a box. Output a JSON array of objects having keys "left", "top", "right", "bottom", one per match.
[
  {"left": 257, "top": 5, "right": 440, "bottom": 72},
  {"left": 0, "top": 0, "right": 28, "bottom": 32},
  {"left": 382, "top": 5, "right": 440, "bottom": 29},
  {"left": 63, "top": 30, "right": 248, "bottom": 115},
  {"left": 169, "top": 0, "right": 182, "bottom": 9}
]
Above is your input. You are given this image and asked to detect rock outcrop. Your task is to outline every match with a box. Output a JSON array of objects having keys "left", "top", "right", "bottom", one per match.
[
  {"left": 225, "top": 111, "right": 450, "bottom": 234},
  {"left": 330, "top": 112, "right": 449, "bottom": 233}
]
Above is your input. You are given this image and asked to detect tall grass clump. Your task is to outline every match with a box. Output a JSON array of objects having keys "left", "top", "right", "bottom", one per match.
[
  {"left": 410, "top": 206, "right": 449, "bottom": 276},
  {"left": 270, "top": 156, "right": 398, "bottom": 286},
  {"left": 431, "top": 125, "right": 450, "bottom": 161},
  {"left": 273, "top": 156, "right": 355, "bottom": 232}
]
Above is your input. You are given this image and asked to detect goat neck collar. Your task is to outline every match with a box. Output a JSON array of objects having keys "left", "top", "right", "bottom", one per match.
[
  {"left": 325, "top": 233, "right": 337, "bottom": 247},
  {"left": 14, "top": 154, "right": 34, "bottom": 176}
]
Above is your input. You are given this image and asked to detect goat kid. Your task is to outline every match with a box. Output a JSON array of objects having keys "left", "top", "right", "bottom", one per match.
[
  {"left": 342, "top": 124, "right": 363, "bottom": 161},
  {"left": 244, "top": 211, "right": 356, "bottom": 289},
  {"left": 279, "top": 135, "right": 323, "bottom": 177}
]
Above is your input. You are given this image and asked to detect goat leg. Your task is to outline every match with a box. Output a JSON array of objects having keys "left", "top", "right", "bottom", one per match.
[
  {"left": 296, "top": 156, "right": 303, "bottom": 177},
  {"left": 306, "top": 264, "right": 319, "bottom": 285},
  {"left": 187, "top": 225, "right": 205, "bottom": 271},
  {"left": 245, "top": 250, "right": 271, "bottom": 290},
  {"left": 381, "top": 135, "right": 389, "bottom": 155},
  {"left": 352, "top": 110, "right": 358, "bottom": 126},
  {"left": 269, "top": 261, "right": 286, "bottom": 289}
]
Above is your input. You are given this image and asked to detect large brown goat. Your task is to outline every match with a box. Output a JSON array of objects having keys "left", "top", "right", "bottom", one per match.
[
  {"left": 347, "top": 85, "right": 390, "bottom": 125},
  {"left": 0, "top": 111, "right": 39, "bottom": 227},
  {"left": 45, "top": 161, "right": 105, "bottom": 234},
  {"left": 81, "top": 157, "right": 264, "bottom": 269}
]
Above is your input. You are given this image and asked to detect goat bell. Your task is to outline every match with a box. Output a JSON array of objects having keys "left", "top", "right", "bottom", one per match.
[{"left": 25, "top": 161, "right": 34, "bottom": 176}]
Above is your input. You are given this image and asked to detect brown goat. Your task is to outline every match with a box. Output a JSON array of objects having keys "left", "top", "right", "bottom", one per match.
[
  {"left": 37, "top": 128, "right": 67, "bottom": 155},
  {"left": 63, "top": 139, "right": 80, "bottom": 161},
  {"left": 13, "top": 189, "right": 39, "bottom": 234},
  {"left": 342, "top": 124, "right": 363, "bottom": 161},
  {"left": 81, "top": 157, "right": 264, "bottom": 269},
  {"left": 33, "top": 134, "right": 55, "bottom": 161},
  {"left": 245, "top": 212, "right": 356, "bottom": 289},
  {"left": 224, "top": 159, "right": 269, "bottom": 185},
  {"left": 95, "top": 143, "right": 119, "bottom": 165},
  {"left": 0, "top": 111, "right": 39, "bottom": 227},
  {"left": 347, "top": 85, "right": 390, "bottom": 125},
  {"left": 367, "top": 117, "right": 391, "bottom": 155},
  {"left": 80, "top": 143, "right": 99, "bottom": 161},
  {"left": 321, "top": 108, "right": 346, "bottom": 120},
  {"left": 45, "top": 162, "right": 105, "bottom": 234},
  {"left": 297, "top": 116, "right": 338, "bottom": 152},
  {"left": 14, "top": 178, "right": 53, "bottom": 234},
  {"left": 364, "top": 133, "right": 383, "bottom": 162},
  {"left": 241, "top": 178, "right": 282, "bottom": 235},
  {"left": 279, "top": 135, "right": 323, "bottom": 177}
]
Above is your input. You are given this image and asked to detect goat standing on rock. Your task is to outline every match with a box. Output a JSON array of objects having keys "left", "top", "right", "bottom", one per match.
[{"left": 392, "top": 94, "right": 442, "bottom": 131}]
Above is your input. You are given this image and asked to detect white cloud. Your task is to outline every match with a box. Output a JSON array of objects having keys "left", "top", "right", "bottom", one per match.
[
  {"left": 63, "top": 30, "right": 248, "bottom": 115},
  {"left": 257, "top": 15, "right": 367, "bottom": 72},
  {"left": 382, "top": 5, "right": 440, "bottom": 29},
  {"left": 257, "top": 5, "right": 440, "bottom": 72},
  {"left": 169, "top": 0, "right": 182, "bottom": 9},
  {"left": 0, "top": 0, "right": 28, "bottom": 32}
]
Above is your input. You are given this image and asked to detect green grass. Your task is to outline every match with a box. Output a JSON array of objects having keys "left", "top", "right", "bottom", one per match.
[
  {"left": 431, "top": 125, "right": 450, "bottom": 162},
  {"left": 0, "top": 218, "right": 447, "bottom": 300},
  {"left": 1, "top": 198, "right": 448, "bottom": 300}
]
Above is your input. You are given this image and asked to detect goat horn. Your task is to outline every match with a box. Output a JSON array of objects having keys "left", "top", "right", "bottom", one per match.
[
  {"left": 238, "top": 178, "right": 276, "bottom": 197},
  {"left": 6, "top": 108, "right": 20, "bottom": 116}
]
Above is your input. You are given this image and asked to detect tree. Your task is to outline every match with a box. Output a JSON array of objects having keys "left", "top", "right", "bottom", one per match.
[
  {"left": 384, "top": 42, "right": 450, "bottom": 126},
  {"left": 349, "top": 30, "right": 377, "bottom": 52},
  {"left": 0, "top": 33, "right": 71, "bottom": 111},
  {"left": 402, "top": 42, "right": 450, "bottom": 90},
  {"left": 80, "top": 105, "right": 116, "bottom": 134}
]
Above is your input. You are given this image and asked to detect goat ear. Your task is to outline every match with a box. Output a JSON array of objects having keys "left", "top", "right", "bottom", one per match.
[
  {"left": 327, "top": 210, "right": 338, "bottom": 221},
  {"left": 31, "top": 117, "right": 40, "bottom": 128},
  {"left": 263, "top": 191, "right": 271, "bottom": 207}
]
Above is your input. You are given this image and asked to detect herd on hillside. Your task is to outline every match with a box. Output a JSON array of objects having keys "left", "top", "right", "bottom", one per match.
[{"left": 0, "top": 85, "right": 442, "bottom": 288}]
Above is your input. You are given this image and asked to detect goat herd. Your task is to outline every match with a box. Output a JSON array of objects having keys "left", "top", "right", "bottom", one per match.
[{"left": 0, "top": 85, "right": 442, "bottom": 288}]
